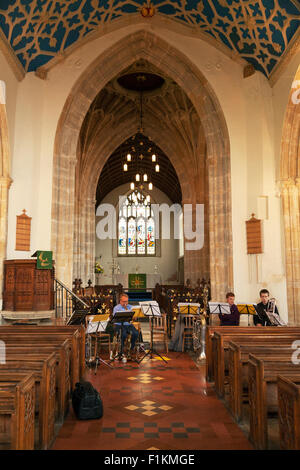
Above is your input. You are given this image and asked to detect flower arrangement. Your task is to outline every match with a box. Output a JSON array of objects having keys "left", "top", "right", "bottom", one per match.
[{"left": 94, "top": 262, "right": 104, "bottom": 274}]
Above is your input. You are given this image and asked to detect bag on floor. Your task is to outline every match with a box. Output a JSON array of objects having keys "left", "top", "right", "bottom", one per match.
[{"left": 72, "top": 381, "right": 103, "bottom": 420}]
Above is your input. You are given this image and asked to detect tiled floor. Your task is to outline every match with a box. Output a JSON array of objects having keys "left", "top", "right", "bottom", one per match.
[{"left": 52, "top": 351, "right": 253, "bottom": 450}]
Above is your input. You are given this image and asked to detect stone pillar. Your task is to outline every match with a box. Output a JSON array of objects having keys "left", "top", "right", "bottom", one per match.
[
  {"left": 0, "top": 176, "right": 12, "bottom": 306},
  {"left": 52, "top": 154, "right": 77, "bottom": 288},
  {"left": 281, "top": 179, "right": 300, "bottom": 325},
  {"left": 0, "top": 98, "right": 12, "bottom": 308}
]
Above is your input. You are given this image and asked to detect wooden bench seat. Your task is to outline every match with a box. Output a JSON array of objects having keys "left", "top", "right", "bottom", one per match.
[
  {"left": 3, "top": 344, "right": 70, "bottom": 420},
  {"left": 248, "top": 354, "right": 300, "bottom": 449},
  {"left": 0, "top": 331, "right": 81, "bottom": 388},
  {"left": 0, "top": 373, "right": 35, "bottom": 450},
  {"left": 0, "top": 352, "right": 57, "bottom": 449},
  {"left": 212, "top": 330, "right": 300, "bottom": 397},
  {"left": 277, "top": 375, "right": 300, "bottom": 450},
  {"left": 206, "top": 326, "right": 300, "bottom": 382},
  {"left": 0, "top": 325, "right": 85, "bottom": 378},
  {"left": 227, "top": 341, "right": 296, "bottom": 421}
]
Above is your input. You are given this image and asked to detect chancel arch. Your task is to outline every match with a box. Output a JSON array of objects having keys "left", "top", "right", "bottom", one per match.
[
  {"left": 280, "top": 65, "right": 300, "bottom": 325},
  {"left": 51, "top": 30, "right": 232, "bottom": 300}
]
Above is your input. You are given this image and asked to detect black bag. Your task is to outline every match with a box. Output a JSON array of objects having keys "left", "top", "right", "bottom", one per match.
[{"left": 72, "top": 381, "right": 103, "bottom": 420}]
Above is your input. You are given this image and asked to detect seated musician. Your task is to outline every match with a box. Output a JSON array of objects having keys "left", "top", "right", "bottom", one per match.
[
  {"left": 112, "top": 293, "right": 138, "bottom": 363},
  {"left": 254, "top": 289, "right": 280, "bottom": 326},
  {"left": 219, "top": 292, "right": 240, "bottom": 326}
]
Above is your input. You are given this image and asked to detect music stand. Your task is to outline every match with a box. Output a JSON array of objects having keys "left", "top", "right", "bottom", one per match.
[
  {"left": 86, "top": 314, "right": 114, "bottom": 371},
  {"left": 68, "top": 308, "right": 89, "bottom": 325},
  {"left": 111, "top": 310, "right": 136, "bottom": 362},
  {"left": 138, "top": 303, "right": 168, "bottom": 364},
  {"left": 177, "top": 303, "right": 200, "bottom": 315},
  {"left": 237, "top": 304, "right": 257, "bottom": 326},
  {"left": 208, "top": 302, "right": 230, "bottom": 325}
]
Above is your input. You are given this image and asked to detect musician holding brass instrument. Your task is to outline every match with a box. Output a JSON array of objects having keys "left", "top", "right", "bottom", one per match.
[{"left": 254, "top": 289, "right": 286, "bottom": 326}]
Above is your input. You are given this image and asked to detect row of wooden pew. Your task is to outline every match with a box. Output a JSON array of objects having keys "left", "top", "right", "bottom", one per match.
[
  {"left": 0, "top": 324, "right": 85, "bottom": 450},
  {"left": 206, "top": 325, "right": 300, "bottom": 450}
]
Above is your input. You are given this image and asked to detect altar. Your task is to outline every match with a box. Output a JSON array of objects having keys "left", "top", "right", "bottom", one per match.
[{"left": 113, "top": 274, "right": 161, "bottom": 289}]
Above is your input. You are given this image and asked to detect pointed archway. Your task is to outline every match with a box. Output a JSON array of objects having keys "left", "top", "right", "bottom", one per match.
[
  {"left": 51, "top": 30, "right": 233, "bottom": 300},
  {"left": 280, "top": 65, "right": 300, "bottom": 325}
]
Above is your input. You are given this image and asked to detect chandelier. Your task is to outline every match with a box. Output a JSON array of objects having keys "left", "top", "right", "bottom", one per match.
[{"left": 122, "top": 85, "right": 159, "bottom": 191}]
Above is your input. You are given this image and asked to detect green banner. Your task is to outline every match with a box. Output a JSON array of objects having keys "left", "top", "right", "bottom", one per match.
[
  {"left": 128, "top": 274, "right": 147, "bottom": 290},
  {"left": 36, "top": 251, "right": 53, "bottom": 269}
]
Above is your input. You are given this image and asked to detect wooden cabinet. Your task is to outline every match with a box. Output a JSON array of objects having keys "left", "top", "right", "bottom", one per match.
[{"left": 3, "top": 260, "right": 55, "bottom": 311}]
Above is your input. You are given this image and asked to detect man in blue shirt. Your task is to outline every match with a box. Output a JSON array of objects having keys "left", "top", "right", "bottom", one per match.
[{"left": 112, "top": 293, "right": 138, "bottom": 362}]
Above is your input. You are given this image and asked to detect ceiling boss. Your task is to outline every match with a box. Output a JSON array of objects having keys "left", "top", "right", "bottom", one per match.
[{"left": 140, "top": 1, "right": 155, "bottom": 18}]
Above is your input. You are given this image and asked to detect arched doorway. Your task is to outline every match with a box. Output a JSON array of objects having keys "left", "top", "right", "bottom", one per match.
[
  {"left": 280, "top": 65, "right": 300, "bottom": 325},
  {"left": 51, "top": 30, "right": 233, "bottom": 300},
  {"left": 0, "top": 81, "right": 12, "bottom": 307}
]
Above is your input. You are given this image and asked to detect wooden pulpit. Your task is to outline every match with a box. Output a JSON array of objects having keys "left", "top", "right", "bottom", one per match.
[{"left": 3, "top": 259, "right": 55, "bottom": 311}]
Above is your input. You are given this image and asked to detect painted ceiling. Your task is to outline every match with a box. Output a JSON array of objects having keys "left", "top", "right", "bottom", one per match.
[{"left": 0, "top": 0, "right": 299, "bottom": 78}]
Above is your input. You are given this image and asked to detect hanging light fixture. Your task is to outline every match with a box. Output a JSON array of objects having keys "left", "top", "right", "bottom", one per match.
[{"left": 124, "top": 82, "right": 160, "bottom": 191}]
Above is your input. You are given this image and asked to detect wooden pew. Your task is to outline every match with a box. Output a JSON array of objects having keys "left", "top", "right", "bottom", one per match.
[
  {"left": 3, "top": 343, "right": 70, "bottom": 420},
  {"left": 0, "top": 325, "right": 85, "bottom": 377},
  {"left": 277, "top": 375, "right": 300, "bottom": 450},
  {"left": 248, "top": 354, "right": 300, "bottom": 449},
  {"left": 0, "top": 352, "right": 57, "bottom": 450},
  {"left": 0, "top": 325, "right": 85, "bottom": 376},
  {"left": 227, "top": 340, "right": 294, "bottom": 421},
  {"left": 212, "top": 329, "right": 300, "bottom": 397},
  {"left": 206, "top": 326, "right": 300, "bottom": 382},
  {"left": 0, "top": 329, "right": 81, "bottom": 388},
  {"left": 0, "top": 372, "right": 35, "bottom": 450}
]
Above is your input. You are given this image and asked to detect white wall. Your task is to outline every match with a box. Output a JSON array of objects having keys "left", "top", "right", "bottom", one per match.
[
  {"left": 95, "top": 183, "right": 179, "bottom": 284},
  {"left": 3, "top": 22, "right": 295, "bottom": 320}
]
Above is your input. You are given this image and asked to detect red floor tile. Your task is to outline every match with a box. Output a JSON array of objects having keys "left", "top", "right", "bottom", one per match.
[{"left": 51, "top": 352, "right": 253, "bottom": 450}]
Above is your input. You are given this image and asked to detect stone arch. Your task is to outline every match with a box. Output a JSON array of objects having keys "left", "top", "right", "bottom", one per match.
[
  {"left": 52, "top": 30, "right": 232, "bottom": 299},
  {"left": 280, "top": 65, "right": 300, "bottom": 325},
  {"left": 0, "top": 81, "right": 12, "bottom": 307}
]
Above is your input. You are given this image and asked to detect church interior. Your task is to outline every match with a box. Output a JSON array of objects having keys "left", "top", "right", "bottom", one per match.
[{"left": 0, "top": 0, "right": 299, "bottom": 452}]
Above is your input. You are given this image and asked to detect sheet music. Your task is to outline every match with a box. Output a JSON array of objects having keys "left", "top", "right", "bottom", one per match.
[
  {"left": 208, "top": 302, "right": 231, "bottom": 314},
  {"left": 177, "top": 303, "right": 200, "bottom": 314},
  {"left": 86, "top": 319, "right": 108, "bottom": 334},
  {"left": 140, "top": 303, "right": 161, "bottom": 317},
  {"left": 266, "top": 311, "right": 287, "bottom": 326}
]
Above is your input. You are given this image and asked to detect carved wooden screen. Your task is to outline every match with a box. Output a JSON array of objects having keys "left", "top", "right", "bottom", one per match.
[{"left": 16, "top": 210, "right": 31, "bottom": 251}]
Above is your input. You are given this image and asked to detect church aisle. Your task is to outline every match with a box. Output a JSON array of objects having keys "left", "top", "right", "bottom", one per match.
[{"left": 52, "top": 353, "right": 252, "bottom": 450}]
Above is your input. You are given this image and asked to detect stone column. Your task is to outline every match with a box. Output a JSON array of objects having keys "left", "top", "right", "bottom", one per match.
[
  {"left": 52, "top": 154, "right": 77, "bottom": 288},
  {"left": 0, "top": 98, "right": 12, "bottom": 308},
  {"left": 0, "top": 176, "right": 12, "bottom": 306},
  {"left": 281, "top": 179, "right": 300, "bottom": 325}
]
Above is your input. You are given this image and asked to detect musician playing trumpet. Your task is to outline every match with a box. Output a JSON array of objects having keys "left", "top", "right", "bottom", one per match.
[{"left": 254, "top": 289, "right": 281, "bottom": 326}]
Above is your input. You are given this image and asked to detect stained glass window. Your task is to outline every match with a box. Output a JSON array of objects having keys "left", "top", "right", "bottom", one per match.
[
  {"left": 147, "top": 218, "right": 155, "bottom": 254},
  {"left": 117, "top": 190, "right": 156, "bottom": 256}
]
